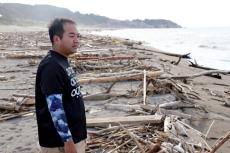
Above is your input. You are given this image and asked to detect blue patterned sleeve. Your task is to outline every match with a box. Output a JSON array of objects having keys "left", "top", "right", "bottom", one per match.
[{"left": 46, "top": 94, "right": 72, "bottom": 142}]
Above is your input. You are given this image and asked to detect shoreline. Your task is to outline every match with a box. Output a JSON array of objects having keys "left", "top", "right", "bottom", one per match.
[
  {"left": 0, "top": 27, "right": 230, "bottom": 152},
  {"left": 90, "top": 27, "right": 230, "bottom": 71}
]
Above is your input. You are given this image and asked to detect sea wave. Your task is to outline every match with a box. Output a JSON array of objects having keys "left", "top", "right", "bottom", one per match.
[
  {"left": 92, "top": 27, "right": 230, "bottom": 70},
  {"left": 198, "top": 44, "right": 226, "bottom": 50}
]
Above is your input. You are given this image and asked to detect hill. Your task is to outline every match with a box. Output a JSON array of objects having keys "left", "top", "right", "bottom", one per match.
[{"left": 0, "top": 3, "right": 182, "bottom": 28}]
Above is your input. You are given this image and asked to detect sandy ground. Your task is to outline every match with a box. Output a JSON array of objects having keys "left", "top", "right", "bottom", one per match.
[{"left": 0, "top": 26, "right": 230, "bottom": 153}]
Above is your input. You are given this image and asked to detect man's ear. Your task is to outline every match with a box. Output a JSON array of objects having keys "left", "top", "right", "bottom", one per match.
[{"left": 53, "top": 35, "right": 60, "bottom": 43}]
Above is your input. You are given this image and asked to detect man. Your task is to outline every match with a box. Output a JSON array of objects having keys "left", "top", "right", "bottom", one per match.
[{"left": 35, "top": 18, "right": 87, "bottom": 153}]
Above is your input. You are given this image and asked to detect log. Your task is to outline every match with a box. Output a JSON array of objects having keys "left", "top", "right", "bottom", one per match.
[
  {"left": 189, "top": 60, "right": 216, "bottom": 70},
  {"left": 82, "top": 69, "right": 142, "bottom": 78},
  {"left": 84, "top": 64, "right": 124, "bottom": 70},
  {"left": 23, "top": 98, "right": 35, "bottom": 105},
  {"left": 74, "top": 55, "right": 135, "bottom": 61},
  {"left": 38, "top": 42, "right": 51, "bottom": 50},
  {"left": 6, "top": 53, "right": 44, "bottom": 59},
  {"left": 104, "top": 104, "right": 141, "bottom": 112},
  {"left": 210, "top": 131, "right": 230, "bottom": 153},
  {"left": 0, "top": 69, "right": 30, "bottom": 73},
  {"left": 88, "top": 126, "right": 121, "bottom": 135},
  {"left": 162, "top": 109, "right": 192, "bottom": 119},
  {"left": 84, "top": 93, "right": 116, "bottom": 101},
  {"left": 87, "top": 115, "right": 163, "bottom": 127},
  {"left": 78, "top": 48, "right": 125, "bottom": 53},
  {"left": 0, "top": 102, "right": 15, "bottom": 111},
  {"left": 0, "top": 110, "right": 34, "bottom": 122},
  {"left": 12, "top": 93, "right": 35, "bottom": 98},
  {"left": 132, "top": 44, "right": 191, "bottom": 58},
  {"left": 159, "top": 101, "right": 181, "bottom": 109},
  {"left": 159, "top": 101, "right": 195, "bottom": 109},
  {"left": 140, "top": 104, "right": 159, "bottom": 114},
  {"left": 80, "top": 70, "right": 163, "bottom": 84},
  {"left": 0, "top": 76, "right": 7, "bottom": 81},
  {"left": 159, "top": 70, "right": 230, "bottom": 80}
]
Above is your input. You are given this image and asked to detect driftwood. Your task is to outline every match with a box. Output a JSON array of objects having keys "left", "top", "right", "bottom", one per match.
[
  {"left": 0, "top": 98, "right": 30, "bottom": 111},
  {"left": 15, "top": 97, "right": 25, "bottom": 111},
  {"left": 104, "top": 104, "right": 140, "bottom": 112},
  {"left": 80, "top": 70, "right": 163, "bottom": 84},
  {"left": 0, "top": 76, "right": 7, "bottom": 81},
  {"left": 0, "top": 87, "right": 34, "bottom": 90},
  {"left": 0, "top": 102, "right": 15, "bottom": 111},
  {"left": 141, "top": 102, "right": 196, "bottom": 110},
  {"left": 0, "top": 110, "right": 34, "bottom": 122},
  {"left": 161, "top": 109, "right": 192, "bottom": 119},
  {"left": 132, "top": 44, "right": 191, "bottom": 58},
  {"left": 81, "top": 70, "right": 142, "bottom": 78},
  {"left": 87, "top": 115, "right": 163, "bottom": 127},
  {"left": 209, "top": 131, "right": 230, "bottom": 153},
  {"left": 12, "top": 93, "right": 35, "bottom": 98},
  {"left": 5, "top": 53, "right": 44, "bottom": 59},
  {"left": 159, "top": 101, "right": 196, "bottom": 109},
  {"left": 174, "top": 121, "right": 188, "bottom": 136},
  {"left": 0, "top": 69, "right": 30, "bottom": 73},
  {"left": 164, "top": 116, "right": 188, "bottom": 137},
  {"left": 84, "top": 64, "right": 124, "bottom": 70},
  {"left": 141, "top": 104, "right": 192, "bottom": 119},
  {"left": 73, "top": 55, "right": 135, "bottom": 61},
  {"left": 88, "top": 126, "right": 121, "bottom": 135},
  {"left": 119, "top": 123, "right": 145, "bottom": 153},
  {"left": 164, "top": 116, "right": 176, "bottom": 135},
  {"left": 173, "top": 55, "right": 183, "bottom": 65},
  {"left": 84, "top": 92, "right": 129, "bottom": 101},
  {"left": 189, "top": 60, "right": 216, "bottom": 70},
  {"left": 78, "top": 47, "right": 126, "bottom": 53},
  {"left": 83, "top": 93, "right": 120, "bottom": 101},
  {"left": 159, "top": 70, "right": 230, "bottom": 80},
  {"left": 107, "top": 139, "right": 132, "bottom": 153}
]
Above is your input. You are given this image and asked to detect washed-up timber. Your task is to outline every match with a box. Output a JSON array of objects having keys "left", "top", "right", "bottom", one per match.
[{"left": 0, "top": 30, "right": 230, "bottom": 153}]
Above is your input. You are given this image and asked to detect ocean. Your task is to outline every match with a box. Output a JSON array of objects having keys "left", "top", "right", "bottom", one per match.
[{"left": 92, "top": 27, "right": 230, "bottom": 70}]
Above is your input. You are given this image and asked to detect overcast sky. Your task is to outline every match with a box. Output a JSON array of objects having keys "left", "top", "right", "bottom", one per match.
[{"left": 1, "top": 0, "right": 229, "bottom": 27}]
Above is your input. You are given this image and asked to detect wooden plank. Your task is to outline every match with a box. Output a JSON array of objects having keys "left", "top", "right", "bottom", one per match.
[{"left": 87, "top": 115, "right": 163, "bottom": 127}]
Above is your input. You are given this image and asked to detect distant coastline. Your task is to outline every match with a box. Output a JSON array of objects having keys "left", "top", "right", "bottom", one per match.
[{"left": 0, "top": 3, "right": 181, "bottom": 28}]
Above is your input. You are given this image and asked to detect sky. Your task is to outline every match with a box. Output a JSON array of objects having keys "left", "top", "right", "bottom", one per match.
[{"left": 0, "top": 0, "right": 229, "bottom": 27}]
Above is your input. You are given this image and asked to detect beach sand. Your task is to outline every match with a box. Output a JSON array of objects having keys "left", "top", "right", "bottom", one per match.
[{"left": 0, "top": 26, "right": 229, "bottom": 153}]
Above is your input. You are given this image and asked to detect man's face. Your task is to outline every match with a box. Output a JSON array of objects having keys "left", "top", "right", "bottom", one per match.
[{"left": 59, "top": 23, "right": 79, "bottom": 56}]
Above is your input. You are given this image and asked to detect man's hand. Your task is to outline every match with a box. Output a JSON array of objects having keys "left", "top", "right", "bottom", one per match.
[{"left": 64, "top": 140, "right": 77, "bottom": 153}]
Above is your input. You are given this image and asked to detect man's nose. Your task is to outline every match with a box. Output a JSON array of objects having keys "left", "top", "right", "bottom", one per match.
[{"left": 73, "top": 36, "right": 79, "bottom": 43}]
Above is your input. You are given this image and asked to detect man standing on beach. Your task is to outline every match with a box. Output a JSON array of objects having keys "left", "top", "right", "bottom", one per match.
[{"left": 35, "top": 18, "right": 87, "bottom": 153}]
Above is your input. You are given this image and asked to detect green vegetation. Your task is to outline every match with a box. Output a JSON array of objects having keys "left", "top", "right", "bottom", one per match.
[{"left": 0, "top": 3, "right": 182, "bottom": 28}]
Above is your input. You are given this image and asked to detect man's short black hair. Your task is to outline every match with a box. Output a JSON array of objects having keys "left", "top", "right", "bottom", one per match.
[{"left": 48, "top": 18, "right": 76, "bottom": 44}]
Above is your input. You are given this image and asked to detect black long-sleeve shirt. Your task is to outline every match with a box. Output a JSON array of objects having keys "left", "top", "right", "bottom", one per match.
[{"left": 35, "top": 50, "right": 87, "bottom": 147}]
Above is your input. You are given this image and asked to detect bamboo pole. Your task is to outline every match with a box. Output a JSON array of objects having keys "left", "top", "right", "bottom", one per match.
[{"left": 143, "top": 69, "right": 146, "bottom": 105}]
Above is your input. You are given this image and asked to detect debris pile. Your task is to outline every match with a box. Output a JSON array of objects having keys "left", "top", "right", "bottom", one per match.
[{"left": 0, "top": 31, "right": 230, "bottom": 152}]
